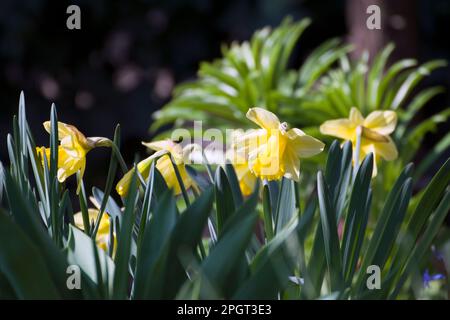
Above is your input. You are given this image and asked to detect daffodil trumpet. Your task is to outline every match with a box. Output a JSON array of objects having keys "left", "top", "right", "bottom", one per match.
[
  {"left": 36, "top": 121, "right": 112, "bottom": 193},
  {"left": 320, "top": 107, "right": 398, "bottom": 177},
  {"left": 116, "top": 140, "right": 197, "bottom": 198}
]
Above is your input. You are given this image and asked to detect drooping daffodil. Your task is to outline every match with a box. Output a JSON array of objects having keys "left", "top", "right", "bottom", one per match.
[
  {"left": 36, "top": 121, "right": 111, "bottom": 192},
  {"left": 319, "top": 107, "right": 398, "bottom": 176},
  {"left": 234, "top": 108, "right": 325, "bottom": 181},
  {"left": 116, "top": 139, "right": 197, "bottom": 197}
]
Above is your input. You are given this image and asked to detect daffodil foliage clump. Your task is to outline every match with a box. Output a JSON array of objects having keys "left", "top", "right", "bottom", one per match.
[{"left": 0, "top": 92, "right": 449, "bottom": 300}]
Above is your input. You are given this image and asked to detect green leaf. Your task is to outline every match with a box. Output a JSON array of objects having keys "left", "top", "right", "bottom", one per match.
[
  {"left": 376, "top": 58, "right": 417, "bottom": 108},
  {"left": 414, "top": 132, "right": 450, "bottom": 179},
  {"left": 317, "top": 170, "right": 343, "bottom": 292},
  {"left": 354, "top": 164, "right": 413, "bottom": 297},
  {"left": 388, "top": 158, "right": 450, "bottom": 282},
  {"left": 390, "top": 60, "right": 446, "bottom": 109},
  {"left": 274, "top": 177, "right": 296, "bottom": 234},
  {"left": 224, "top": 163, "right": 244, "bottom": 207},
  {"left": 341, "top": 153, "right": 373, "bottom": 284},
  {"left": 92, "top": 125, "right": 120, "bottom": 238},
  {"left": 112, "top": 170, "right": 138, "bottom": 299},
  {"left": 366, "top": 43, "right": 394, "bottom": 110},
  {"left": 0, "top": 209, "right": 60, "bottom": 299},
  {"left": 133, "top": 189, "right": 178, "bottom": 299},
  {"left": 67, "top": 225, "right": 115, "bottom": 295},
  {"left": 262, "top": 183, "right": 274, "bottom": 241},
  {"left": 233, "top": 221, "right": 300, "bottom": 299},
  {"left": 389, "top": 190, "right": 450, "bottom": 298},
  {"left": 92, "top": 187, "right": 123, "bottom": 225},
  {"left": 1, "top": 164, "right": 79, "bottom": 298},
  {"left": 161, "top": 187, "right": 214, "bottom": 298},
  {"left": 200, "top": 210, "right": 257, "bottom": 298},
  {"left": 214, "top": 166, "right": 236, "bottom": 234}
]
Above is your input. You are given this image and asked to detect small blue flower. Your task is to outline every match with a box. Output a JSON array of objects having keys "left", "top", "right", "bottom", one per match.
[{"left": 423, "top": 269, "right": 445, "bottom": 288}]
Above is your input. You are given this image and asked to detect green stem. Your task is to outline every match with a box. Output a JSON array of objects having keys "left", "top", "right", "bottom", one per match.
[
  {"left": 202, "top": 151, "right": 214, "bottom": 183},
  {"left": 111, "top": 143, "right": 128, "bottom": 174},
  {"left": 170, "top": 155, "right": 190, "bottom": 207},
  {"left": 78, "top": 176, "right": 91, "bottom": 235}
]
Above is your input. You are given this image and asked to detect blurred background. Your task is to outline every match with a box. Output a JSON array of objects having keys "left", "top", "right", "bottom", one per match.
[{"left": 0, "top": 0, "right": 449, "bottom": 189}]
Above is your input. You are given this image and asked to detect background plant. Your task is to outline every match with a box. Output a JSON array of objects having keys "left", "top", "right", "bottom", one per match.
[{"left": 151, "top": 18, "right": 351, "bottom": 135}]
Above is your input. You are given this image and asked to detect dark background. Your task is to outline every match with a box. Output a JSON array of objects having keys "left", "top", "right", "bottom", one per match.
[{"left": 0, "top": 0, "right": 449, "bottom": 189}]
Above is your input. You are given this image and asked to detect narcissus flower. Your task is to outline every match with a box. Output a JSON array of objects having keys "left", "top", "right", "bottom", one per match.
[
  {"left": 226, "top": 130, "right": 257, "bottom": 196},
  {"left": 234, "top": 108, "right": 324, "bottom": 181},
  {"left": 226, "top": 149, "right": 257, "bottom": 196},
  {"left": 320, "top": 107, "right": 398, "bottom": 176},
  {"left": 36, "top": 121, "right": 111, "bottom": 191},
  {"left": 234, "top": 161, "right": 257, "bottom": 196},
  {"left": 116, "top": 139, "right": 196, "bottom": 196},
  {"left": 73, "top": 209, "right": 112, "bottom": 251}
]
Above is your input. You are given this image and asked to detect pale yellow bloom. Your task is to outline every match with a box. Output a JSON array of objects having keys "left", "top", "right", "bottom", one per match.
[
  {"left": 235, "top": 108, "right": 324, "bottom": 181},
  {"left": 234, "top": 161, "right": 257, "bottom": 196},
  {"left": 73, "top": 209, "right": 112, "bottom": 252},
  {"left": 36, "top": 121, "right": 111, "bottom": 191},
  {"left": 226, "top": 149, "right": 257, "bottom": 196},
  {"left": 226, "top": 130, "right": 257, "bottom": 196},
  {"left": 320, "top": 107, "right": 398, "bottom": 176},
  {"left": 116, "top": 140, "right": 196, "bottom": 196}
]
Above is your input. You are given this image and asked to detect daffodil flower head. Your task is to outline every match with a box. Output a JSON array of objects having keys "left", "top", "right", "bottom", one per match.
[
  {"left": 73, "top": 209, "right": 113, "bottom": 252},
  {"left": 226, "top": 130, "right": 257, "bottom": 196},
  {"left": 116, "top": 139, "right": 196, "bottom": 197},
  {"left": 233, "top": 160, "right": 257, "bottom": 197},
  {"left": 235, "top": 108, "right": 325, "bottom": 181},
  {"left": 320, "top": 107, "right": 398, "bottom": 176},
  {"left": 36, "top": 121, "right": 111, "bottom": 192}
]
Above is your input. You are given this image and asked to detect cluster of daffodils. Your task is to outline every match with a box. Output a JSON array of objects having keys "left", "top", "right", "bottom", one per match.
[{"left": 36, "top": 106, "right": 398, "bottom": 248}]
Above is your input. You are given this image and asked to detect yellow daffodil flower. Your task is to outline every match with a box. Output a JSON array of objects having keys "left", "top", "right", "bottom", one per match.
[
  {"left": 233, "top": 160, "right": 257, "bottom": 196},
  {"left": 116, "top": 139, "right": 196, "bottom": 196},
  {"left": 319, "top": 107, "right": 398, "bottom": 176},
  {"left": 235, "top": 108, "right": 324, "bottom": 181},
  {"left": 226, "top": 130, "right": 257, "bottom": 196},
  {"left": 73, "top": 209, "right": 112, "bottom": 252},
  {"left": 36, "top": 121, "right": 111, "bottom": 191},
  {"left": 226, "top": 149, "right": 257, "bottom": 196}
]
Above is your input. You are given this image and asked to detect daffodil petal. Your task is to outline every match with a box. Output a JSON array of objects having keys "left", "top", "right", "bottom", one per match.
[
  {"left": 374, "top": 137, "right": 398, "bottom": 161},
  {"left": 320, "top": 119, "right": 356, "bottom": 140},
  {"left": 155, "top": 155, "right": 193, "bottom": 194},
  {"left": 233, "top": 163, "right": 257, "bottom": 196},
  {"left": 349, "top": 107, "right": 364, "bottom": 125},
  {"left": 74, "top": 209, "right": 112, "bottom": 251},
  {"left": 57, "top": 156, "right": 84, "bottom": 183},
  {"left": 116, "top": 155, "right": 156, "bottom": 196},
  {"left": 43, "top": 121, "right": 72, "bottom": 140},
  {"left": 142, "top": 139, "right": 176, "bottom": 152},
  {"left": 363, "top": 110, "right": 397, "bottom": 135},
  {"left": 283, "top": 150, "right": 300, "bottom": 181},
  {"left": 287, "top": 128, "right": 325, "bottom": 158},
  {"left": 360, "top": 144, "right": 378, "bottom": 177},
  {"left": 246, "top": 107, "right": 280, "bottom": 130}
]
